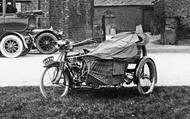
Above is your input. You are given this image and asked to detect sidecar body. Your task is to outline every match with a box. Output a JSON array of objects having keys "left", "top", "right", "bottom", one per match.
[{"left": 83, "top": 32, "right": 157, "bottom": 94}]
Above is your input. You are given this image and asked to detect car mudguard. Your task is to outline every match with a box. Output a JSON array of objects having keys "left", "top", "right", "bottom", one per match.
[
  {"left": 13, "top": 32, "right": 29, "bottom": 48},
  {"left": 34, "top": 29, "right": 61, "bottom": 40}
]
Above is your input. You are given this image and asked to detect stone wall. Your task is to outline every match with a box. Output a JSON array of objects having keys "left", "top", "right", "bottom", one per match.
[
  {"left": 38, "top": 0, "right": 49, "bottom": 28},
  {"left": 153, "top": 0, "right": 165, "bottom": 34},
  {"left": 21, "top": 0, "right": 94, "bottom": 41},
  {"left": 21, "top": 0, "right": 49, "bottom": 28},
  {"left": 49, "top": 0, "right": 94, "bottom": 41}
]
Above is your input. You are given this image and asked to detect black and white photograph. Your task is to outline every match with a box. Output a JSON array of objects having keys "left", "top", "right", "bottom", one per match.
[{"left": 0, "top": 0, "right": 190, "bottom": 118}]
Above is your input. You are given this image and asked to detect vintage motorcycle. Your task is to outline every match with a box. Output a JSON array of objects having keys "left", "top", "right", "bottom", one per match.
[{"left": 39, "top": 33, "right": 157, "bottom": 98}]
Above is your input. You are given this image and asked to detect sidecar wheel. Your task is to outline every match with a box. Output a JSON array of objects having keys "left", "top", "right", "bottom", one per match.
[
  {"left": 136, "top": 57, "right": 157, "bottom": 95},
  {"left": 36, "top": 33, "right": 58, "bottom": 54},
  {"left": 40, "top": 65, "right": 70, "bottom": 98},
  {"left": 0, "top": 35, "right": 23, "bottom": 58}
]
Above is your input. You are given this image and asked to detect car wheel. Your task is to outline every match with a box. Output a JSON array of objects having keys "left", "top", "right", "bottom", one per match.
[
  {"left": 0, "top": 35, "right": 24, "bottom": 58},
  {"left": 36, "top": 33, "right": 58, "bottom": 54}
]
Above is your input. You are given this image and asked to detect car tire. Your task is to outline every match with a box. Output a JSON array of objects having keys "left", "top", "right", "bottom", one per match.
[
  {"left": 35, "top": 33, "right": 58, "bottom": 54},
  {"left": 0, "top": 35, "right": 24, "bottom": 58}
]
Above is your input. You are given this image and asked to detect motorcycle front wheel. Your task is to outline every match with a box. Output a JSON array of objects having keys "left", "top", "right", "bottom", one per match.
[{"left": 40, "top": 65, "right": 69, "bottom": 98}]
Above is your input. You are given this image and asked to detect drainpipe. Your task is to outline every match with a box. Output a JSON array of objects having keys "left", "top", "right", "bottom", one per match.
[
  {"left": 3, "top": 0, "right": 6, "bottom": 17},
  {"left": 64, "top": 0, "right": 70, "bottom": 39},
  {"left": 102, "top": 15, "right": 106, "bottom": 41}
]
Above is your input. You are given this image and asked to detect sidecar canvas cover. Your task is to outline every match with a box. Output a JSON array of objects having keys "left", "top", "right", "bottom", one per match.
[
  {"left": 84, "top": 32, "right": 148, "bottom": 85},
  {"left": 87, "top": 32, "right": 141, "bottom": 60}
]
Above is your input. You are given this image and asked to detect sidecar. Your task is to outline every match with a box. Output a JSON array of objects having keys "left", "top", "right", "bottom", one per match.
[{"left": 84, "top": 32, "right": 157, "bottom": 95}]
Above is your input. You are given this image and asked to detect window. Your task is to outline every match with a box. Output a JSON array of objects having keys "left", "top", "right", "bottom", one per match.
[
  {"left": 6, "top": 1, "right": 17, "bottom": 13},
  {"left": 0, "top": 0, "right": 17, "bottom": 14},
  {"left": 16, "top": 2, "right": 21, "bottom": 12},
  {"left": 0, "top": 2, "right": 2, "bottom": 13}
]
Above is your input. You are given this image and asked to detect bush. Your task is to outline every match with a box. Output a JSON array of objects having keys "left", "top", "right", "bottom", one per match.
[{"left": 154, "top": 0, "right": 190, "bottom": 38}]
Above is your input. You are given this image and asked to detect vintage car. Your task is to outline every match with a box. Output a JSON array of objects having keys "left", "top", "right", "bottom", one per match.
[{"left": 0, "top": 0, "right": 62, "bottom": 58}]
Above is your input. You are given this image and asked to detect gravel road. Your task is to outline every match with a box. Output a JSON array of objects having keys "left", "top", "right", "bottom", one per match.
[{"left": 0, "top": 53, "right": 190, "bottom": 87}]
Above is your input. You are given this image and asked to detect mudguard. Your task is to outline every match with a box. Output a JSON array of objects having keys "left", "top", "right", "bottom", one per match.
[
  {"left": 13, "top": 32, "right": 28, "bottom": 48},
  {"left": 43, "top": 61, "right": 60, "bottom": 68},
  {"left": 33, "top": 28, "right": 61, "bottom": 40}
]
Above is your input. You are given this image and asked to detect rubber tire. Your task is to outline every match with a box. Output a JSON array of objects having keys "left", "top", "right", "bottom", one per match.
[
  {"left": 36, "top": 33, "right": 58, "bottom": 54},
  {"left": 136, "top": 57, "right": 157, "bottom": 95},
  {"left": 0, "top": 35, "right": 23, "bottom": 58},
  {"left": 40, "top": 65, "right": 70, "bottom": 98}
]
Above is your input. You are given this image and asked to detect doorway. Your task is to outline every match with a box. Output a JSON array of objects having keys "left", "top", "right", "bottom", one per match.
[{"left": 143, "top": 9, "right": 153, "bottom": 32}]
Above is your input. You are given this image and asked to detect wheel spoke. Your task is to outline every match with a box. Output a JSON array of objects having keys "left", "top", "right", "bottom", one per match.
[
  {"left": 3, "top": 39, "right": 20, "bottom": 53},
  {"left": 40, "top": 66, "right": 69, "bottom": 98},
  {"left": 36, "top": 34, "right": 57, "bottom": 54}
]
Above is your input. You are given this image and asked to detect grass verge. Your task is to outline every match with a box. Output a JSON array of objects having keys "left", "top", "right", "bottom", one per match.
[{"left": 0, "top": 86, "right": 190, "bottom": 119}]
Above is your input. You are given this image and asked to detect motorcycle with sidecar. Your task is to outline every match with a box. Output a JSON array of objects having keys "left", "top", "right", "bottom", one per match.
[{"left": 39, "top": 32, "right": 157, "bottom": 98}]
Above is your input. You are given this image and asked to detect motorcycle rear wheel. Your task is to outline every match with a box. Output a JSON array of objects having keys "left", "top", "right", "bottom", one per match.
[{"left": 40, "top": 65, "right": 69, "bottom": 98}]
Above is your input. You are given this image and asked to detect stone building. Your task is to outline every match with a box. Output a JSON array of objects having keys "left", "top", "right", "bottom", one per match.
[{"left": 94, "top": 0, "right": 155, "bottom": 35}]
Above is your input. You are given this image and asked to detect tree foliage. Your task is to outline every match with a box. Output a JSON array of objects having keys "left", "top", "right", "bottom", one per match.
[
  {"left": 165, "top": 0, "right": 190, "bottom": 17},
  {"left": 154, "top": 0, "right": 190, "bottom": 35},
  {"left": 164, "top": 0, "right": 190, "bottom": 29}
]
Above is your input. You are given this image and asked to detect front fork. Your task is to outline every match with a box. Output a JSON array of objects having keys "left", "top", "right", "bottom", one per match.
[{"left": 52, "top": 52, "right": 67, "bottom": 84}]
